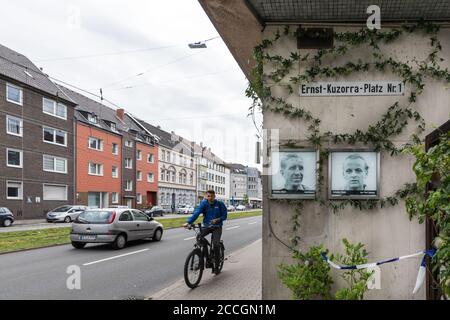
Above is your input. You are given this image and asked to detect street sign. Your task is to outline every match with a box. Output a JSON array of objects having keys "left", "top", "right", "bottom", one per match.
[{"left": 299, "top": 81, "right": 405, "bottom": 97}]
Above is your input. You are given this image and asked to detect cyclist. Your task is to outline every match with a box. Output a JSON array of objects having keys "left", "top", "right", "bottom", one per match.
[{"left": 183, "top": 190, "right": 227, "bottom": 274}]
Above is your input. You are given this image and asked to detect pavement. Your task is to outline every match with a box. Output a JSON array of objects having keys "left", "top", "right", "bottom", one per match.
[
  {"left": 148, "top": 239, "right": 262, "bottom": 300},
  {"left": 0, "top": 215, "right": 261, "bottom": 299}
]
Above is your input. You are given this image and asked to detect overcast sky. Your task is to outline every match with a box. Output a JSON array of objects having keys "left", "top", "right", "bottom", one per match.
[{"left": 0, "top": 0, "right": 262, "bottom": 168}]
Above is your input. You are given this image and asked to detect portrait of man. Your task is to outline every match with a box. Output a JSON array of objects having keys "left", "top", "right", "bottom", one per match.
[
  {"left": 271, "top": 150, "right": 317, "bottom": 198},
  {"left": 330, "top": 151, "right": 379, "bottom": 198},
  {"left": 342, "top": 154, "right": 369, "bottom": 191},
  {"left": 280, "top": 153, "right": 308, "bottom": 191}
]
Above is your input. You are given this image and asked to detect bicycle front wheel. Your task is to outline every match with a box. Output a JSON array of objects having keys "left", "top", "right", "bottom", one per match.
[{"left": 184, "top": 249, "right": 203, "bottom": 288}]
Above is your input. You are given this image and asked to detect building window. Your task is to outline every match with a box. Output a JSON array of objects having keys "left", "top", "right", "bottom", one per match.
[
  {"left": 88, "top": 137, "right": 103, "bottom": 151},
  {"left": 43, "top": 155, "right": 67, "bottom": 174},
  {"left": 43, "top": 98, "right": 67, "bottom": 120},
  {"left": 88, "top": 113, "right": 98, "bottom": 124},
  {"left": 137, "top": 171, "right": 142, "bottom": 181},
  {"left": 125, "top": 180, "right": 133, "bottom": 191},
  {"left": 88, "top": 163, "right": 103, "bottom": 176},
  {"left": 7, "top": 181, "right": 23, "bottom": 200},
  {"left": 125, "top": 158, "right": 132, "bottom": 169},
  {"left": 112, "top": 192, "right": 119, "bottom": 204},
  {"left": 6, "top": 83, "right": 23, "bottom": 105},
  {"left": 147, "top": 173, "right": 154, "bottom": 183},
  {"left": 166, "top": 152, "right": 170, "bottom": 162},
  {"left": 125, "top": 140, "right": 133, "bottom": 148},
  {"left": 112, "top": 143, "right": 119, "bottom": 155},
  {"left": 137, "top": 193, "right": 142, "bottom": 205},
  {"left": 137, "top": 150, "right": 142, "bottom": 160},
  {"left": 6, "top": 148, "right": 22, "bottom": 168},
  {"left": 190, "top": 173, "right": 193, "bottom": 185},
  {"left": 6, "top": 116, "right": 22, "bottom": 137},
  {"left": 43, "top": 127, "right": 67, "bottom": 146},
  {"left": 43, "top": 184, "right": 67, "bottom": 201},
  {"left": 148, "top": 153, "right": 154, "bottom": 163},
  {"left": 161, "top": 150, "right": 165, "bottom": 161},
  {"left": 110, "top": 122, "right": 117, "bottom": 132},
  {"left": 112, "top": 166, "right": 118, "bottom": 178}
]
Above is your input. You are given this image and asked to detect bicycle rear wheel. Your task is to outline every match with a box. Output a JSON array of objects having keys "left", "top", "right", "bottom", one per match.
[
  {"left": 215, "top": 242, "right": 225, "bottom": 274},
  {"left": 184, "top": 249, "right": 203, "bottom": 288}
]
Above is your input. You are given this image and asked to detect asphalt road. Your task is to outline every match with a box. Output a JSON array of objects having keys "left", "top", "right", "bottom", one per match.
[{"left": 0, "top": 215, "right": 262, "bottom": 300}]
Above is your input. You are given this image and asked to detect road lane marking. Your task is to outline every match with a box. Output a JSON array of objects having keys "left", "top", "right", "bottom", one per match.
[
  {"left": 248, "top": 222, "right": 257, "bottom": 225},
  {"left": 226, "top": 226, "right": 240, "bottom": 230},
  {"left": 82, "top": 249, "right": 149, "bottom": 266},
  {"left": 183, "top": 236, "right": 196, "bottom": 241}
]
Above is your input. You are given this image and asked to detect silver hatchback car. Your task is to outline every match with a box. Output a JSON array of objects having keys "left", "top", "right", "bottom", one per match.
[{"left": 70, "top": 208, "right": 163, "bottom": 250}]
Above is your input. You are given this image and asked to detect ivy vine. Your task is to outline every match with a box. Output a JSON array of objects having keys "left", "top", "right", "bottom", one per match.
[{"left": 247, "top": 20, "right": 450, "bottom": 299}]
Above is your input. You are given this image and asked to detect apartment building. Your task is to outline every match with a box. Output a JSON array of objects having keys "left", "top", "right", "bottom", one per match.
[
  {"left": 0, "top": 44, "right": 77, "bottom": 219},
  {"left": 225, "top": 163, "right": 248, "bottom": 206},
  {"left": 121, "top": 112, "right": 158, "bottom": 209},
  {"left": 138, "top": 121, "right": 196, "bottom": 212},
  {"left": 246, "top": 166, "right": 262, "bottom": 208},
  {"left": 58, "top": 85, "right": 123, "bottom": 208}
]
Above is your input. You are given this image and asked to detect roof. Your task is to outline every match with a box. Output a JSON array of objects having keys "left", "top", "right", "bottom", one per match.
[
  {"left": 137, "top": 119, "right": 192, "bottom": 154},
  {"left": 225, "top": 163, "right": 248, "bottom": 174},
  {"left": 57, "top": 84, "right": 124, "bottom": 135},
  {"left": 246, "top": 0, "right": 450, "bottom": 23},
  {"left": 0, "top": 44, "right": 74, "bottom": 103}
]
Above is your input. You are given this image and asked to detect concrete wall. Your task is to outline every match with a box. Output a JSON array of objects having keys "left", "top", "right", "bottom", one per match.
[{"left": 262, "top": 26, "right": 450, "bottom": 300}]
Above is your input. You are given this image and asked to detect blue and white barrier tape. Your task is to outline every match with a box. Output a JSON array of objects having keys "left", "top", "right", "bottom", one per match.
[{"left": 320, "top": 249, "right": 435, "bottom": 294}]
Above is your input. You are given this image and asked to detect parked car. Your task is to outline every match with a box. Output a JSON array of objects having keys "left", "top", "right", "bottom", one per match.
[
  {"left": 235, "top": 204, "right": 246, "bottom": 211},
  {"left": 144, "top": 205, "right": 164, "bottom": 217},
  {"left": 180, "top": 206, "right": 195, "bottom": 214},
  {"left": 71, "top": 208, "right": 164, "bottom": 250},
  {"left": 46, "top": 205, "right": 88, "bottom": 223},
  {"left": 0, "top": 207, "right": 14, "bottom": 227},
  {"left": 176, "top": 204, "right": 187, "bottom": 214},
  {"left": 109, "top": 205, "right": 130, "bottom": 209},
  {"left": 227, "top": 205, "right": 235, "bottom": 212}
]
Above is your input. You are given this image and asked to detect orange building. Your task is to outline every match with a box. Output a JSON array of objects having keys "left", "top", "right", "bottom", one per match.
[
  {"left": 135, "top": 141, "right": 158, "bottom": 209},
  {"left": 75, "top": 123, "right": 122, "bottom": 207}
]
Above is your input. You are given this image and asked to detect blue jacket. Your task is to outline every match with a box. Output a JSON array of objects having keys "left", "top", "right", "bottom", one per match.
[{"left": 187, "top": 199, "right": 227, "bottom": 227}]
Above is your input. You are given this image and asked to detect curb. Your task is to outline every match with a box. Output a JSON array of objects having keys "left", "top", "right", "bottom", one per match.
[{"left": 146, "top": 238, "right": 262, "bottom": 300}]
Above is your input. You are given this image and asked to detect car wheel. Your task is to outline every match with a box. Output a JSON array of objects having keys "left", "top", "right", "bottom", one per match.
[
  {"left": 71, "top": 241, "right": 86, "bottom": 249},
  {"left": 3, "top": 219, "right": 13, "bottom": 227},
  {"left": 152, "top": 228, "right": 163, "bottom": 242},
  {"left": 64, "top": 216, "right": 71, "bottom": 223},
  {"left": 112, "top": 234, "right": 127, "bottom": 250}
]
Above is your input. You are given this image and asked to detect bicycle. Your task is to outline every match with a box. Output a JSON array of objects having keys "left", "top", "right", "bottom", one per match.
[{"left": 184, "top": 223, "right": 225, "bottom": 288}]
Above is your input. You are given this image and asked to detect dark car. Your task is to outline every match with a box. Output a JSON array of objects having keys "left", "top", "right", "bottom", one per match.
[
  {"left": 0, "top": 207, "right": 14, "bottom": 227},
  {"left": 144, "top": 206, "right": 165, "bottom": 217}
]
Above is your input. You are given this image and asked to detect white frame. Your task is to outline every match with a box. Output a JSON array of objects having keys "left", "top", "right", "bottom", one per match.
[
  {"left": 125, "top": 180, "right": 133, "bottom": 191},
  {"left": 88, "top": 114, "right": 98, "bottom": 124},
  {"left": 269, "top": 148, "right": 319, "bottom": 199},
  {"left": 42, "top": 154, "right": 67, "bottom": 174},
  {"left": 125, "top": 158, "right": 133, "bottom": 169},
  {"left": 6, "top": 83, "right": 23, "bottom": 106},
  {"left": 6, "top": 180, "right": 23, "bottom": 200},
  {"left": 6, "top": 115, "right": 23, "bottom": 137},
  {"left": 137, "top": 150, "right": 142, "bottom": 160},
  {"left": 42, "top": 126, "right": 67, "bottom": 147},
  {"left": 112, "top": 166, "right": 119, "bottom": 178},
  {"left": 147, "top": 172, "right": 154, "bottom": 183},
  {"left": 42, "top": 183, "right": 68, "bottom": 201},
  {"left": 136, "top": 193, "right": 142, "bottom": 205},
  {"left": 88, "top": 137, "right": 103, "bottom": 151},
  {"left": 88, "top": 163, "right": 103, "bottom": 176},
  {"left": 6, "top": 148, "right": 23, "bottom": 168},
  {"left": 42, "top": 98, "right": 67, "bottom": 120},
  {"left": 328, "top": 150, "right": 381, "bottom": 200},
  {"left": 125, "top": 140, "right": 133, "bottom": 148},
  {"left": 137, "top": 170, "right": 142, "bottom": 181},
  {"left": 147, "top": 153, "right": 154, "bottom": 163},
  {"left": 111, "top": 192, "right": 119, "bottom": 204},
  {"left": 112, "top": 143, "right": 119, "bottom": 155}
]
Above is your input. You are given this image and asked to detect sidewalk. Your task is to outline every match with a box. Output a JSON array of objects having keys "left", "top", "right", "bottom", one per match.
[{"left": 148, "top": 239, "right": 262, "bottom": 300}]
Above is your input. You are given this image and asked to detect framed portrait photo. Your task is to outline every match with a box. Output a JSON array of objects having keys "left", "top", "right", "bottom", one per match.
[
  {"left": 270, "top": 149, "right": 318, "bottom": 199},
  {"left": 329, "top": 150, "right": 380, "bottom": 199}
]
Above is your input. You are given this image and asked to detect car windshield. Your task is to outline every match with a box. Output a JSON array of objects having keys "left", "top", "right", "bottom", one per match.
[
  {"left": 76, "top": 210, "right": 114, "bottom": 224},
  {"left": 150, "top": 207, "right": 160, "bottom": 211},
  {"left": 52, "top": 206, "right": 73, "bottom": 213}
]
